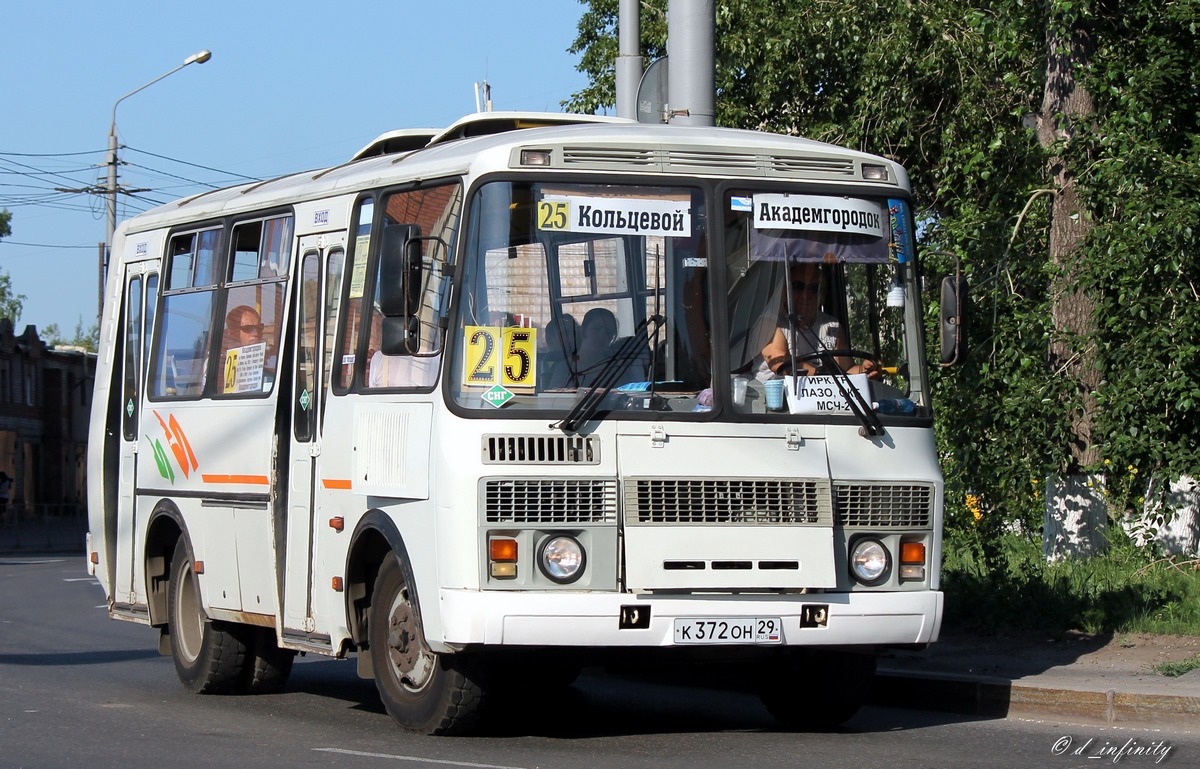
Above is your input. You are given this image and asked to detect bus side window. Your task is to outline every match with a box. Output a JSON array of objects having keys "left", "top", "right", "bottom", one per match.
[{"left": 151, "top": 229, "right": 219, "bottom": 399}]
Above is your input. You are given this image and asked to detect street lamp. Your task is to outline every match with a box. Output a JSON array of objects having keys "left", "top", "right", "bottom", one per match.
[{"left": 102, "top": 49, "right": 211, "bottom": 317}]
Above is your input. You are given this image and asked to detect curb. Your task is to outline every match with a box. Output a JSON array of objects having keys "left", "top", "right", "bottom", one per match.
[{"left": 873, "top": 669, "right": 1200, "bottom": 729}]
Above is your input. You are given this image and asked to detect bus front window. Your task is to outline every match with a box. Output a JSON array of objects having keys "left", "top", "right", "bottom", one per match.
[
  {"left": 451, "top": 181, "right": 710, "bottom": 416},
  {"left": 725, "top": 192, "right": 925, "bottom": 418}
]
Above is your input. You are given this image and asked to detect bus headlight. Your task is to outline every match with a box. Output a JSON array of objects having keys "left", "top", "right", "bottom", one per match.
[
  {"left": 849, "top": 538, "right": 890, "bottom": 585},
  {"left": 538, "top": 535, "right": 585, "bottom": 584}
]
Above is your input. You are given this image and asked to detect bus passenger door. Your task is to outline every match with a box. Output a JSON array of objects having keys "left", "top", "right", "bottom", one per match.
[
  {"left": 281, "top": 236, "right": 343, "bottom": 639},
  {"left": 115, "top": 268, "right": 157, "bottom": 609}
]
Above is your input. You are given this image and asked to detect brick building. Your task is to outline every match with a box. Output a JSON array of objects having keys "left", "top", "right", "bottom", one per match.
[{"left": 0, "top": 317, "right": 94, "bottom": 524}]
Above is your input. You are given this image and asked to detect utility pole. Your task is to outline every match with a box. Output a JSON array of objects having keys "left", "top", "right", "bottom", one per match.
[{"left": 666, "top": 0, "right": 715, "bottom": 127}]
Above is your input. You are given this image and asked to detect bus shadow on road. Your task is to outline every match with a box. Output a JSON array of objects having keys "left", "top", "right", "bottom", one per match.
[
  {"left": 0, "top": 648, "right": 160, "bottom": 667},
  {"left": 280, "top": 658, "right": 988, "bottom": 738}
]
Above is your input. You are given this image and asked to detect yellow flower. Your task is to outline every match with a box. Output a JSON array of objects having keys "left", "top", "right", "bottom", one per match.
[{"left": 965, "top": 493, "right": 983, "bottom": 522}]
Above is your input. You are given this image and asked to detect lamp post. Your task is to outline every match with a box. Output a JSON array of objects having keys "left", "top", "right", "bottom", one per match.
[{"left": 103, "top": 49, "right": 211, "bottom": 317}]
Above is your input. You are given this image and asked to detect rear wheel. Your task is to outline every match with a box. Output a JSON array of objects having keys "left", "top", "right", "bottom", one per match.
[
  {"left": 759, "top": 651, "right": 876, "bottom": 729},
  {"left": 244, "top": 627, "right": 295, "bottom": 694},
  {"left": 369, "top": 553, "right": 485, "bottom": 735},
  {"left": 167, "top": 539, "right": 250, "bottom": 694}
]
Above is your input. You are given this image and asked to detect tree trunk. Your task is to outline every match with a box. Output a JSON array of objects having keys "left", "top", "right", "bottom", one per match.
[{"left": 1037, "top": 12, "right": 1104, "bottom": 558}]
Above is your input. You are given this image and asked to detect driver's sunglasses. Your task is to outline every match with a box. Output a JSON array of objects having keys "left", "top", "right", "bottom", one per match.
[
  {"left": 239, "top": 323, "right": 264, "bottom": 333},
  {"left": 791, "top": 280, "right": 821, "bottom": 295}
]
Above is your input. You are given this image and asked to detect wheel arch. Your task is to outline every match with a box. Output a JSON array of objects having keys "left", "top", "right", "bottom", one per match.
[
  {"left": 344, "top": 510, "right": 421, "bottom": 653},
  {"left": 144, "top": 499, "right": 189, "bottom": 628}
]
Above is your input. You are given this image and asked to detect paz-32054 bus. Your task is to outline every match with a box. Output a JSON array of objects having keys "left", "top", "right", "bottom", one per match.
[{"left": 88, "top": 112, "right": 957, "bottom": 734}]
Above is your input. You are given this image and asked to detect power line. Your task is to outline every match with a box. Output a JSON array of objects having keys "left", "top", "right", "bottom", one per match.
[
  {"left": 124, "top": 145, "right": 261, "bottom": 182},
  {"left": 0, "top": 240, "right": 94, "bottom": 249},
  {"left": 0, "top": 149, "right": 105, "bottom": 158}
]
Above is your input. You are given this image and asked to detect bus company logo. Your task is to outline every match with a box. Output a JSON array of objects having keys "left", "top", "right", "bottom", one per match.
[
  {"left": 481, "top": 385, "right": 514, "bottom": 408},
  {"left": 146, "top": 411, "right": 199, "bottom": 484}
]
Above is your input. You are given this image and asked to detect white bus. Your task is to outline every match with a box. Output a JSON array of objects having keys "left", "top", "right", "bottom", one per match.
[{"left": 88, "top": 112, "right": 958, "bottom": 734}]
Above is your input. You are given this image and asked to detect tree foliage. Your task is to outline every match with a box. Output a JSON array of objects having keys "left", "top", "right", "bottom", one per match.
[
  {"left": 0, "top": 208, "right": 25, "bottom": 324},
  {"left": 41, "top": 318, "right": 99, "bottom": 353},
  {"left": 567, "top": 0, "right": 1200, "bottom": 537}
]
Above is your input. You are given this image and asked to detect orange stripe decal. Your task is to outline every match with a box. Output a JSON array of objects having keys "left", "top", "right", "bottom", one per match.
[
  {"left": 322, "top": 478, "right": 352, "bottom": 490},
  {"left": 201, "top": 474, "right": 270, "bottom": 485}
]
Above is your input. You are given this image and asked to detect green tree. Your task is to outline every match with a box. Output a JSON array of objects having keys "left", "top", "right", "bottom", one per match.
[
  {"left": 0, "top": 208, "right": 26, "bottom": 324},
  {"left": 41, "top": 318, "right": 99, "bottom": 353},
  {"left": 566, "top": 1, "right": 1200, "bottom": 552}
]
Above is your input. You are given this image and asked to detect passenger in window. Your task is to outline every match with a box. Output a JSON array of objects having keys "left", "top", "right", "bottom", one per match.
[
  {"left": 539, "top": 315, "right": 579, "bottom": 389},
  {"left": 226, "top": 305, "right": 264, "bottom": 348},
  {"left": 223, "top": 304, "right": 276, "bottom": 392},
  {"left": 757, "top": 263, "right": 879, "bottom": 381},
  {"left": 577, "top": 308, "right": 618, "bottom": 385}
]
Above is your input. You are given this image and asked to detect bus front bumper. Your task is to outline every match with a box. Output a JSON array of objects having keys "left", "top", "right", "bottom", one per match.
[{"left": 435, "top": 589, "right": 942, "bottom": 650}]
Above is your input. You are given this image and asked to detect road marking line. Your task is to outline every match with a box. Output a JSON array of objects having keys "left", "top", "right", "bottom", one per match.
[
  {"left": 313, "top": 748, "right": 527, "bottom": 769},
  {"left": 63, "top": 577, "right": 97, "bottom": 582}
]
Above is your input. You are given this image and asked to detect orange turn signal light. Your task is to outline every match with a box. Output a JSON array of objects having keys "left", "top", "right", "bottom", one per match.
[
  {"left": 900, "top": 542, "right": 926, "bottom": 564},
  {"left": 490, "top": 538, "right": 518, "bottom": 563},
  {"left": 329, "top": 516, "right": 345, "bottom": 532},
  {"left": 331, "top": 576, "right": 344, "bottom": 592}
]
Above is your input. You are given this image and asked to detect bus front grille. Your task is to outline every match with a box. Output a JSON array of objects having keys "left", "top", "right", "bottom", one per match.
[
  {"left": 624, "top": 478, "right": 833, "bottom": 525},
  {"left": 483, "top": 479, "right": 618, "bottom": 524},
  {"left": 834, "top": 483, "right": 935, "bottom": 528},
  {"left": 482, "top": 434, "right": 600, "bottom": 465}
]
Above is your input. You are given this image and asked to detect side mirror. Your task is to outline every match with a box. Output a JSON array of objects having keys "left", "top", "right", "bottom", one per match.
[
  {"left": 379, "top": 223, "right": 422, "bottom": 354},
  {"left": 939, "top": 273, "right": 967, "bottom": 366}
]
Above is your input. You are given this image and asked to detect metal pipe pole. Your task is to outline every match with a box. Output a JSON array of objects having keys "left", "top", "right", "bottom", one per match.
[
  {"left": 667, "top": 0, "right": 715, "bottom": 126},
  {"left": 616, "top": 0, "right": 643, "bottom": 119}
]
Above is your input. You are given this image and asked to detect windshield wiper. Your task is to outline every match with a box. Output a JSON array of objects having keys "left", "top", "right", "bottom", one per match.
[
  {"left": 552, "top": 314, "right": 664, "bottom": 433},
  {"left": 781, "top": 310, "right": 884, "bottom": 438},
  {"left": 805, "top": 349, "right": 885, "bottom": 437}
]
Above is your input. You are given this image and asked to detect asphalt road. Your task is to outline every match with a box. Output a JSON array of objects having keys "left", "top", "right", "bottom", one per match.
[{"left": 2, "top": 555, "right": 1196, "bottom": 769}]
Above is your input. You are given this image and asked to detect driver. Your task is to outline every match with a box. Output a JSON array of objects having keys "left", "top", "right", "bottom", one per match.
[{"left": 756, "top": 262, "right": 879, "bottom": 381}]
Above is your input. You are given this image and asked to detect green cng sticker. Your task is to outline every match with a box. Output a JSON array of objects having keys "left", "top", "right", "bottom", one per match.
[
  {"left": 126, "top": 399, "right": 135, "bottom": 418},
  {"left": 299, "top": 389, "right": 311, "bottom": 411},
  {"left": 481, "top": 385, "right": 514, "bottom": 408}
]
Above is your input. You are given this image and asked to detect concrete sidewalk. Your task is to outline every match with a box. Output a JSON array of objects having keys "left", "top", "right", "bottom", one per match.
[{"left": 872, "top": 632, "right": 1200, "bottom": 730}]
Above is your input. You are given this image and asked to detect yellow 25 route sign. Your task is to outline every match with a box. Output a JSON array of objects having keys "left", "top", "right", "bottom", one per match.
[{"left": 463, "top": 326, "right": 538, "bottom": 390}]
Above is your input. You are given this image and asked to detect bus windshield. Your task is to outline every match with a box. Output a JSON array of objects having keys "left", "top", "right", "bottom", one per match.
[
  {"left": 450, "top": 180, "right": 711, "bottom": 414},
  {"left": 449, "top": 181, "right": 924, "bottom": 420}
]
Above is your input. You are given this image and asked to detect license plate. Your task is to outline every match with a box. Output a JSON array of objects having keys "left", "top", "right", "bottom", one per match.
[{"left": 673, "top": 617, "right": 783, "bottom": 645}]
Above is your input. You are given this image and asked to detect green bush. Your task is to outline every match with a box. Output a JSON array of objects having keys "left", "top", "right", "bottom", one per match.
[{"left": 942, "top": 528, "right": 1200, "bottom": 636}]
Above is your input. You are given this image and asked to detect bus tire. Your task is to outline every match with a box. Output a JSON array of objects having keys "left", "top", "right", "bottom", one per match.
[
  {"left": 243, "top": 627, "right": 295, "bottom": 694},
  {"left": 167, "top": 539, "right": 250, "bottom": 694},
  {"left": 369, "top": 553, "right": 485, "bottom": 735},
  {"left": 759, "top": 651, "right": 875, "bottom": 730}
]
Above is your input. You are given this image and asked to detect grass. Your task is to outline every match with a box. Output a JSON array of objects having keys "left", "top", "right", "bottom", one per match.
[
  {"left": 940, "top": 529, "right": 1200, "bottom": 637},
  {"left": 1155, "top": 655, "right": 1200, "bottom": 677}
]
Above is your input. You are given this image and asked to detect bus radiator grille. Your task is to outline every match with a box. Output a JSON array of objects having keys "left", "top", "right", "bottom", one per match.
[
  {"left": 833, "top": 483, "right": 935, "bottom": 528},
  {"left": 483, "top": 478, "right": 618, "bottom": 524},
  {"left": 624, "top": 478, "right": 833, "bottom": 525},
  {"left": 482, "top": 434, "right": 600, "bottom": 465}
]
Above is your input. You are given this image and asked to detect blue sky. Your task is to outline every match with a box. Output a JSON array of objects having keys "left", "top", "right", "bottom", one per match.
[{"left": 1, "top": 0, "right": 593, "bottom": 336}]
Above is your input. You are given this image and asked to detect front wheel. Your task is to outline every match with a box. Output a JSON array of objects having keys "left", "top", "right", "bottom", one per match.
[
  {"left": 167, "top": 539, "right": 250, "bottom": 694},
  {"left": 369, "top": 554, "right": 485, "bottom": 734}
]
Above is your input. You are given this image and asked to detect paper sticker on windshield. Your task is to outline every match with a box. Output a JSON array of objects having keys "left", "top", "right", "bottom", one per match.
[
  {"left": 754, "top": 194, "right": 885, "bottom": 238},
  {"left": 538, "top": 195, "right": 691, "bottom": 237},
  {"left": 784, "top": 374, "right": 871, "bottom": 415},
  {"left": 463, "top": 325, "right": 538, "bottom": 391}
]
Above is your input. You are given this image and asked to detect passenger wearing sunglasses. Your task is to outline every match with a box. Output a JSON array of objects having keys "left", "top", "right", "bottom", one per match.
[{"left": 226, "top": 304, "right": 264, "bottom": 346}]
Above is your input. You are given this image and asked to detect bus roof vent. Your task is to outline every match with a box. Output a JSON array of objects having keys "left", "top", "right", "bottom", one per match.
[
  {"left": 429, "top": 111, "right": 632, "bottom": 147},
  {"left": 768, "top": 154, "right": 856, "bottom": 177},
  {"left": 351, "top": 129, "right": 439, "bottom": 161},
  {"left": 482, "top": 434, "right": 601, "bottom": 465}
]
